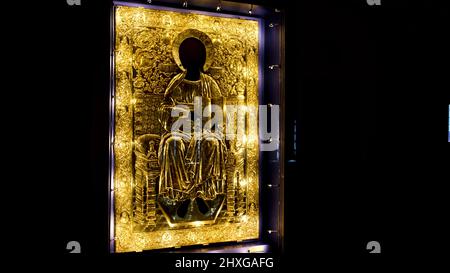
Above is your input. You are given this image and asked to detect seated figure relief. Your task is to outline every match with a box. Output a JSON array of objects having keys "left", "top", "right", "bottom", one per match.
[
  {"left": 157, "top": 33, "right": 228, "bottom": 223},
  {"left": 131, "top": 29, "right": 245, "bottom": 229}
]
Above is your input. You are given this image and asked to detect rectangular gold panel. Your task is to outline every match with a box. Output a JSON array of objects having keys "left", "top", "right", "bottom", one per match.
[{"left": 112, "top": 4, "right": 260, "bottom": 252}]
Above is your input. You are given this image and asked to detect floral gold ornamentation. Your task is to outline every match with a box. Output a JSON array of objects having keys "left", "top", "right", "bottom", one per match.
[{"left": 113, "top": 5, "right": 260, "bottom": 252}]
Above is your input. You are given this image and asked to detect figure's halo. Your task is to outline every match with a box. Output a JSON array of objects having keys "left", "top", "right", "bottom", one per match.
[{"left": 172, "top": 29, "right": 214, "bottom": 72}]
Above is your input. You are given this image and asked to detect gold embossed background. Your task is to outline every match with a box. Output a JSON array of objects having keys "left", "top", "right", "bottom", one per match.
[{"left": 113, "top": 5, "right": 260, "bottom": 252}]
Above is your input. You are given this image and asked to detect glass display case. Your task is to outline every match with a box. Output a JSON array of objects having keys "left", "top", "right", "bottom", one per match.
[{"left": 109, "top": 0, "right": 284, "bottom": 253}]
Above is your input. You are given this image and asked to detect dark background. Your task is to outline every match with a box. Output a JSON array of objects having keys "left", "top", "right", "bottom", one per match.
[{"left": 22, "top": 0, "right": 449, "bottom": 266}]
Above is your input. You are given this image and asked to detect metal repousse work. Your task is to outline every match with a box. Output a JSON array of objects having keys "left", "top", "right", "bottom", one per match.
[{"left": 113, "top": 5, "right": 260, "bottom": 252}]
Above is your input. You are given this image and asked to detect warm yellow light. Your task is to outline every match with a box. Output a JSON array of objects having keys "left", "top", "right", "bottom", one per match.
[
  {"left": 242, "top": 67, "right": 250, "bottom": 79},
  {"left": 247, "top": 134, "right": 257, "bottom": 144},
  {"left": 162, "top": 232, "right": 173, "bottom": 243},
  {"left": 248, "top": 245, "right": 266, "bottom": 253},
  {"left": 134, "top": 8, "right": 147, "bottom": 22},
  {"left": 240, "top": 179, "right": 247, "bottom": 187},
  {"left": 242, "top": 134, "right": 247, "bottom": 144},
  {"left": 116, "top": 142, "right": 124, "bottom": 149},
  {"left": 240, "top": 134, "right": 257, "bottom": 145}
]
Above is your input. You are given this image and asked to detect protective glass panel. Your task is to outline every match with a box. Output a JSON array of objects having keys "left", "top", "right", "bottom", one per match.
[{"left": 112, "top": 4, "right": 261, "bottom": 252}]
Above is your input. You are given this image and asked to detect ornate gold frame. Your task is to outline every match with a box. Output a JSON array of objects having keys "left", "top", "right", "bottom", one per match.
[{"left": 111, "top": 4, "right": 261, "bottom": 252}]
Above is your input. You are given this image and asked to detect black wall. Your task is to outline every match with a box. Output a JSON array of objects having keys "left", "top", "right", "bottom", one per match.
[{"left": 283, "top": 1, "right": 449, "bottom": 260}]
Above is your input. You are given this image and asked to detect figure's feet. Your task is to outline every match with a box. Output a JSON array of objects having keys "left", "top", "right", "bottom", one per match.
[
  {"left": 157, "top": 195, "right": 225, "bottom": 227},
  {"left": 195, "top": 197, "right": 210, "bottom": 215},
  {"left": 176, "top": 199, "right": 191, "bottom": 218}
]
